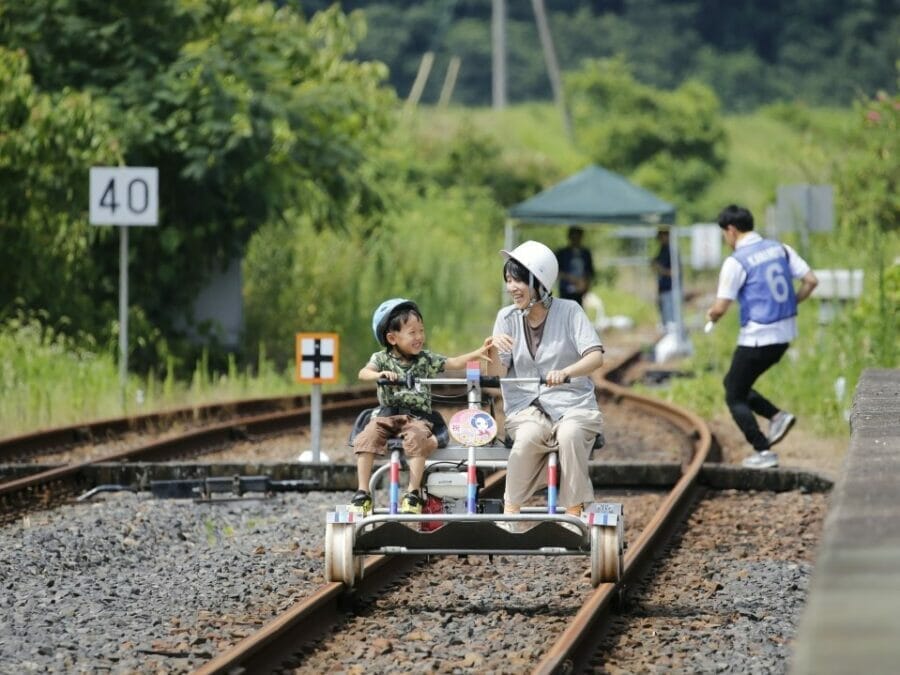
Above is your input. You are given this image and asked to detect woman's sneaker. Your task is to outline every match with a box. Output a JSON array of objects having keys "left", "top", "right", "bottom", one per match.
[
  {"left": 742, "top": 450, "right": 779, "bottom": 469},
  {"left": 400, "top": 491, "right": 424, "bottom": 514},
  {"left": 349, "top": 490, "right": 372, "bottom": 515},
  {"left": 768, "top": 411, "right": 796, "bottom": 446}
]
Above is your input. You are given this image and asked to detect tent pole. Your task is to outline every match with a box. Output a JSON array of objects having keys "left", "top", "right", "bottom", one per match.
[
  {"left": 504, "top": 218, "right": 516, "bottom": 252},
  {"left": 503, "top": 219, "right": 516, "bottom": 303}
]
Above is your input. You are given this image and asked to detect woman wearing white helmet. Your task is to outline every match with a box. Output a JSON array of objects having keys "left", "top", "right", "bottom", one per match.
[{"left": 487, "top": 240, "right": 605, "bottom": 520}]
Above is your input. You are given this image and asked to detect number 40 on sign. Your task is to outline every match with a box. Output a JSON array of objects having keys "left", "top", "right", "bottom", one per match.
[{"left": 89, "top": 167, "right": 158, "bottom": 226}]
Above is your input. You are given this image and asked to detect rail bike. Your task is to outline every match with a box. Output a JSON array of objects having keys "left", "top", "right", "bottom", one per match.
[{"left": 324, "top": 362, "right": 624, "bottom": 589}]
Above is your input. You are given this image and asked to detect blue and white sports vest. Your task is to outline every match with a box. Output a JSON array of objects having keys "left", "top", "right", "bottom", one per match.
[{"left": 732, "top": 239, "right": 797, "bottom": 326}]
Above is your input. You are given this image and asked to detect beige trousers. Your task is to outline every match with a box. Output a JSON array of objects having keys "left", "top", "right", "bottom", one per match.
[{"left": 503, "top": 406, "right": 603, "bottom": 509}]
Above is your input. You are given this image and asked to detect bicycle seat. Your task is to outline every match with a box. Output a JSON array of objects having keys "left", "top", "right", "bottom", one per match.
[{"left": 348, "top": 407, "right": 450, "bottom": 449}]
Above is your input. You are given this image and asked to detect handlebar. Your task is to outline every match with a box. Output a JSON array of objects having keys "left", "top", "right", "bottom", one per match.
[{"left": 377, "top": 375, "right": 570, "bottom": 387}]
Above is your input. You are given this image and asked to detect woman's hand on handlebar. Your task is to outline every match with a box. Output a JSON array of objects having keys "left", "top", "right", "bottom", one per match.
[{"left": 544, "top": 369, "right": 570, "bottom": 387}]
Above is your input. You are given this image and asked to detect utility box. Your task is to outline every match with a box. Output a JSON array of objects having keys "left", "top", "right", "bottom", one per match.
[
  {"left": 775, "top": 185, "right": 834, "bottom": 234},
  {"left": 813, "top": 269, "right": 863, "bottom": 323}
]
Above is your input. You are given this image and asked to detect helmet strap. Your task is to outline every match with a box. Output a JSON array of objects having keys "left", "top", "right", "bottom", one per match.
[{"left": 518, "top": 273, "right": 552, "bottom": 316}]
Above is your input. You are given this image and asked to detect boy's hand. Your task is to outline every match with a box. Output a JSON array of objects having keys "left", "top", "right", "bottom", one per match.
[
  {"left": 473, "top": 337, "right": 497, "bottom": 363},
  {"left": 378, "top": 370, "right": 398, "bottom": 381}
]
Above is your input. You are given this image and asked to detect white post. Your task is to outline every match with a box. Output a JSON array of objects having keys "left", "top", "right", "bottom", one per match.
[
  {"left": 669, "top": 225, "right": 683, "bottom": 336},
  {"left": 310, "top": 384, "right": 322, "bottom": 462},
  {"left": 119, "top": 226, "right": 128, "bottom": 410}
]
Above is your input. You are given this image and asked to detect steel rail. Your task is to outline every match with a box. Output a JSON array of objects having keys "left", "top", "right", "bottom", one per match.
[
  {"left": 532, "top": 379, "right": 713, "bottom": 674},
  {"left": 0, "top": 387, "right": 375, "bottom": 462},
  {"left": 193, "top": 469, "right": 509, "bottom": 675},
  {"left": 0, "top": 396, "right": 377, "bottom": 523}
]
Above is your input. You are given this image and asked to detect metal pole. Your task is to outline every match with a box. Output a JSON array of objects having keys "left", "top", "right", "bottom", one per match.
[
  {"left": 492, "top": 0, "right": 507, "bottom": 109},
  {"left": 503, "top": 218, "right": 516, "bottom": 303},
  {"left": 119, "top": 225, "right": 128, "bottom": 411},
  {"left": 310, "top": 384, "right": 322, "bottom": 462}
]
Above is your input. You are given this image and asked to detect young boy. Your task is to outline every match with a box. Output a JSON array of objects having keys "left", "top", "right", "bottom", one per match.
[{"left": 350, "top": 298, "right": 493, "bottom": 515}]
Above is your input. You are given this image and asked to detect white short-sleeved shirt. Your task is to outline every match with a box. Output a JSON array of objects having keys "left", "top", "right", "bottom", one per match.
[
  {"left": 493, "top": 298, "right": 602, "bottom": 420},
  {"left": 716, "top": 232, "right": 811, "bottom": 346}
]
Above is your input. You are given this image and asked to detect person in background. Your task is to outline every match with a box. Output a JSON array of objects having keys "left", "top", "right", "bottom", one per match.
[
  {"left": 555, "top": 226, "right": 595, "bottom": 306},
  {"left": 487, "top": 240, "right": 605, "bottom": 521},
  {"left": 350, "top": 298, "right": 494, "bottom": 515},
  {"left": 706, "top": 205, "right": 818, "bottom": 469},
  {"left": 651, "top": 227, "right": 675, "bottom": 328}
]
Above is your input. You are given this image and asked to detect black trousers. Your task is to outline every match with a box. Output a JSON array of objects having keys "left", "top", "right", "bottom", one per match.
[{"left": 723, "top": 343, "right": 789, "bottom": 451}]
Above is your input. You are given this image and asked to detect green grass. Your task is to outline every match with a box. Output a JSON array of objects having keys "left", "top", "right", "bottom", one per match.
[
  {"left": 693, "top": 106, "right": 858, "bottom": 220},
  {"left": 0, "top": 314, "right": 300, "bottom": 437}
]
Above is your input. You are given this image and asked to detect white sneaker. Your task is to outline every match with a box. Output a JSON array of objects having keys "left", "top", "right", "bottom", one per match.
[
  {"left": 742, "top": 450, "right": 779, "bottom": 469},
  {"left": 768, "top": 411, "right": 796, "bottom": 446}
]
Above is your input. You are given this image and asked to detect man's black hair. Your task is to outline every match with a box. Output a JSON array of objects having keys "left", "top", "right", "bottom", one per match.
[{"left": 717, "top": 204, "right": 755, "bottom": 232}]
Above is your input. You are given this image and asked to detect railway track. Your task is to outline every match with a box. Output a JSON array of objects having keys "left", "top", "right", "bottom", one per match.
[
  {"left": 0, "top": 391, "right": 377, "bottom": 523},
  {"left": 188, "top": 363, "right": 712, "bottom": 674},
  {"left": 1, "top": 349, "right": 728, "bottom": 672}
]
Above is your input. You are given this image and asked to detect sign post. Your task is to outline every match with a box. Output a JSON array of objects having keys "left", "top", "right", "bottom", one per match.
[
  {"left": 89, "top": 167, "right": 159, "bottom": 410},
  {"left": 295, "top": 333, "right": 340, "bottom": 462}
]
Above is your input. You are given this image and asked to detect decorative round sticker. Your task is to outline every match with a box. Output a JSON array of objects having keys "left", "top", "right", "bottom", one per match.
[{"left": 448, "top": 409, "right": 497, "bottom": 447}]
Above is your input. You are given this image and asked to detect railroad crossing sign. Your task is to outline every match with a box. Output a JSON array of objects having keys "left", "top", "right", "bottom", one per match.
[{"left": 295, "top": 333, "right": 340, "bottom": 384}]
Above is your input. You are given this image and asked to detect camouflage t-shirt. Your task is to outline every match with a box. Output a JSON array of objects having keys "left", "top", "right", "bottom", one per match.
[{"left": 369, "top": 349, "right": 447, "bottom": 415}]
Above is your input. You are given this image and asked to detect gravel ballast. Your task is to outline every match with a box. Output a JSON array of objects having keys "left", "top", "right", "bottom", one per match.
[{"left": 0, "top": 486, "right": 826, "bottom": 673}]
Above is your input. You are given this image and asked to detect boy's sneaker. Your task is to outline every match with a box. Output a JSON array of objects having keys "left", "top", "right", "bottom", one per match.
[
  {"left": 348, "top": 490, "right": 372, "bottom": 516},
  {"left": 768, "top": 411, "right": 796, "bottom": 446},
  {"left": 742, "top": 450, "right": 779, "bottom": 469},
  {"left": 400, "top": 491, "right": 424, "bottom": 514}
]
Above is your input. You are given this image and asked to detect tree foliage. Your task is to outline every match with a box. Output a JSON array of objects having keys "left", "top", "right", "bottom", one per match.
[
  {"left": 0, "top": 1, "right": 396, "bottom": 370},
  {"left": 295, "top": 0, "right": 899, "bottom": 110},
  {"left": 0, "top": 48, "right": 122, "bottom": 334},
  {"left": 836, "top": 85, "right": 899, "bottom": 236},
  {"left": 567, "top": 58, "right": 727, "bottom": 213}
]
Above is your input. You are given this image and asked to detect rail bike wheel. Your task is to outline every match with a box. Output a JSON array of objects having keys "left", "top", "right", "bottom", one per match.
[
  {"left": 590, "top": 525, "right": 621, "bottom": 587},
  {"left": 325, "top": 521, "right": 362, "bottom": 587},
  {"left": 334, "top": 523, "right": 358, "bottom": 587},
  {"left": 324, "top": 523, "right": 336, "bottom": 583}
]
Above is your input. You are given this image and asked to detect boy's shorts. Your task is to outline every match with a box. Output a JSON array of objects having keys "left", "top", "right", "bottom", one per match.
[{"left": 352, "top": 413, "right": 437, "bottom": 458}]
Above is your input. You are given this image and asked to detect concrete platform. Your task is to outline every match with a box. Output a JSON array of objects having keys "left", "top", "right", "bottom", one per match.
[{"left": 791, "top": 368, "right": 900, "bottom": 674}]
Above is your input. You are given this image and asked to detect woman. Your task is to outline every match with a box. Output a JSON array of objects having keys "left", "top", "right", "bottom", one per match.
[{"left": 487, "top": 240, "right": 605, "bottom": 518}]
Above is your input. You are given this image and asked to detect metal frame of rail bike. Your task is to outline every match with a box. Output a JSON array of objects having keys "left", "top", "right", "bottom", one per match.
[{"left": 324, "top": 362, "right": 624, "bottom": 589}]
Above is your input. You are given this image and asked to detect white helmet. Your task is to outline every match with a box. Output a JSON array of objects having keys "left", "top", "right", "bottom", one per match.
[{"left": 500, "top": 240, "right": 558, "bottom": 292}]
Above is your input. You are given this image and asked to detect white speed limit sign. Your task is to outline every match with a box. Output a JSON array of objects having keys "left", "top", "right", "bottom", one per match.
[{"left": 89, "top": 167, "right": 158, "bottom": 226}]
